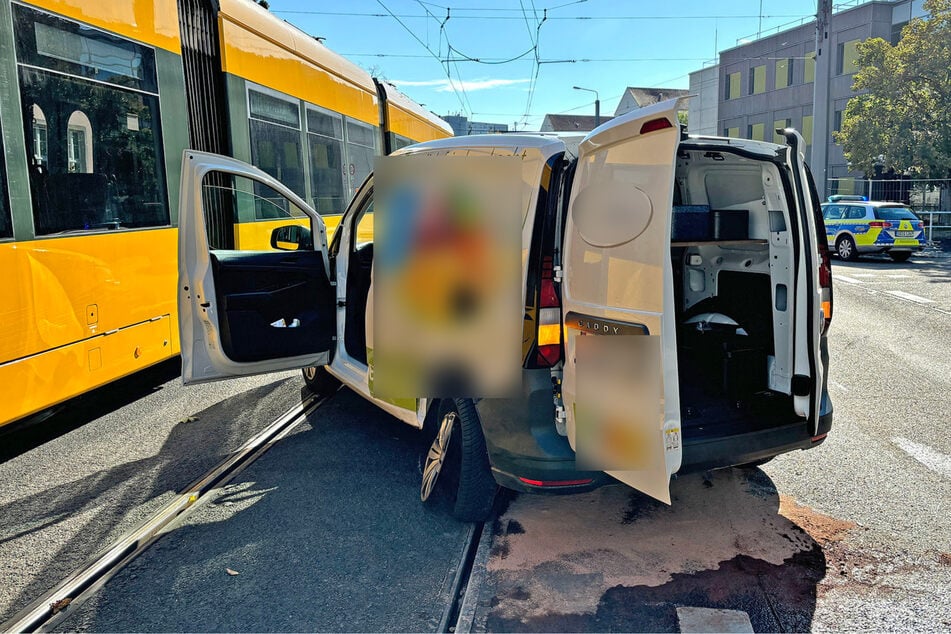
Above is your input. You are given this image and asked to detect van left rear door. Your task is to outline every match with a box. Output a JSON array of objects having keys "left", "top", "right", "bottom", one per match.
[
  {"left": 560, "top": 99, "right": 683, "bottom": 504},
  {"left": 178, "top": 151, "right": 336, "bottom": 384}
]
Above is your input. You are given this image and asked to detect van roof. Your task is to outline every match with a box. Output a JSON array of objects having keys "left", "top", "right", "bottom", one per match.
[{"left": 396, "top": 133, "right": 567, "bottom": 159}]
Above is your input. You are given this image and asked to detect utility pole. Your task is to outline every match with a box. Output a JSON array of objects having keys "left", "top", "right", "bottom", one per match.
[{"left": 813, "top": 0, "right": 833, "bottom": 199}]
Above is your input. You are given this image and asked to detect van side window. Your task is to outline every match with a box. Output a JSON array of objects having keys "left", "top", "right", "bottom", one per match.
[{"left": 13, "top": 4, "right": 168, "bottom": 235}]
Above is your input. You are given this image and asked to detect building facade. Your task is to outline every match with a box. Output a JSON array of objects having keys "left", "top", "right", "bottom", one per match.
[
  {"left": 441, "top": 115, "right": 508, "bottom": 136},
  {"left": 696, "top": 0, "right": 928, "bottom": 195},
  {"left": 687, "top": 66, "right": 719, "bottom": 135}
]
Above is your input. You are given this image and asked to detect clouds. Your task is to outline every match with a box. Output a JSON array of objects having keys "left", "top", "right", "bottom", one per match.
[{"left": 392, "top": 78, "right": 531, "bottom": 92}]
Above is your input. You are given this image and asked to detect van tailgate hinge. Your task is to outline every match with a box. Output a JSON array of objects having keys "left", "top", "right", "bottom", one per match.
[{"left": 553, "top": 264, "right": 563, "bottom": 283}]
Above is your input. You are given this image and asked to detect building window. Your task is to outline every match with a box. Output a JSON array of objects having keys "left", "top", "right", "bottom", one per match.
[
  {"left": 748, "top": 123, "right": 765, "bottom": 141},
  {"left": 725, "top": 71, "right": 742, "bottom": 100},
  {"left": 837, "top": 39, "right": 861, "bottom": 75},
  {"left": 749, "top": 65, "right": 766, "bottom": 95},
  {"left": 344, "top": 119, "right": 377, "bottom": 199},
  {"left": 306, "top": 105, "right": 345, "bottom": 215},
  {"left": 248, "top": 86, "right": 305, "bottom": 213},
  {"left": 804, "top": 51, "right": 816, "bottom": 83},
  {"left": 802, "top": 114, "right": 814, "bottom": 150},
  {"left": 725, "top": 126, "right": 740, "bottom": 138},
  {"left": 14, "top": 4, "right": 168, "bottom": 235},
  {"left": 775, "top": 58, "right": 793, "bottom": 89},
  {"left": 773, "top": 119, "right": 791, "bottom": 144},
  {"left": 833, "top": 109, "right": 844, "bottom": 139}
]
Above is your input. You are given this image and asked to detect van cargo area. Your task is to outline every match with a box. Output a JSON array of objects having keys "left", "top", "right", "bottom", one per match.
[{"left": 671, "top": 144, "right": 803, "bottom": 445}]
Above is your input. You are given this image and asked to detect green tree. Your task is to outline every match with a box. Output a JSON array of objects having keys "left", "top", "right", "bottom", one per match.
[{"left": 835, "top": 0, "right": 951, "bottom": 178}]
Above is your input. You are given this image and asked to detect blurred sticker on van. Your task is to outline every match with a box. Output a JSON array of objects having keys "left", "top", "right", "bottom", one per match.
[
  {"left": 373, "top": 155, "right": 522, "bottom": 398},
  {"left": 574, "top": 333, "right": 663, "bottom": 471}
]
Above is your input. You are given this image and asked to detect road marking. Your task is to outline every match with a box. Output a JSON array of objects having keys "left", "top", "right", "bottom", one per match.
[
  {"left": 677, "top": 607, "right": 754, "bottom": 633},
  {"left": 892, "top": 437, "right": 951, "bottom": 479},
  {"left": 852, "top": 273, "right": 878, "bottom": 278},
  {"left": 884, "top": 290, "right": 935, "bottom": 304},
  {"left": 833, "top": 274, "right": 864, "bottom": 284},
  {"left": 885, "top": 274, "right": 913, "bottom": 279},
  {"left": 830, "top": 380, "right": 850, "bottom": 393}
]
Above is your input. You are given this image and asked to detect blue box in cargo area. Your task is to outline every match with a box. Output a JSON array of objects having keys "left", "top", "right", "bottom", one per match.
[{"left": 672, "top": 205, "right": 711, "bottom": 241}]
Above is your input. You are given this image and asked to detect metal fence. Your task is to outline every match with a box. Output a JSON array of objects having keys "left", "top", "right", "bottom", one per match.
[{"left": 827, "top": 178, "right": 951, "bottom": 242}]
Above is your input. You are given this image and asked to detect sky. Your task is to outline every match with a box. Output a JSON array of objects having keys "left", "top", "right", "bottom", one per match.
[{"left": 267, "top": 0, "right": 823, "bottom": 131}]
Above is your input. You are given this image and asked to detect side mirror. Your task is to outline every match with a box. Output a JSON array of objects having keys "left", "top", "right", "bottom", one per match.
[{"left": 270, "top": 224, "right": 313, "bottom": 251}]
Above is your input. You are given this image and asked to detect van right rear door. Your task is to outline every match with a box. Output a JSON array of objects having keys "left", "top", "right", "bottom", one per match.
[{"left": 560, "top": 99, "right": 684, "bottom": 504}]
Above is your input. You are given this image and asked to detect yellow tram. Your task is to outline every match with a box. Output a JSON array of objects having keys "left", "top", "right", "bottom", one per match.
[{"left": 0, "top": 0, "right": 452, "bottom": 428}]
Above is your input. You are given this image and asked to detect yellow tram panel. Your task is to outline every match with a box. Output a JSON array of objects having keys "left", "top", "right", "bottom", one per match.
[{"left": 217, "top": 0, "right": 379, "bottom": 126}]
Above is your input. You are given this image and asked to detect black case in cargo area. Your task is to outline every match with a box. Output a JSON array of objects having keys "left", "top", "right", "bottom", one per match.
[
  {"left": 711, "top": 209, "right": 749, "bottom": 240},
  {"left": 679, "top": 324, "right": 767, "bottom": 401}
]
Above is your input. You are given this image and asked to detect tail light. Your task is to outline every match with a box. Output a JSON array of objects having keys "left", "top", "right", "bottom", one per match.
[
  {"left": 818, "top": 237, "right": 833, "bottom": 334},
  {"left": 869, "top": 220, "right": 892, "bottom": 228},
  {"left": 916, "top": 220, "right": 925, "bottom": 230},
  {"left": 535, "top": 255, "right": 562, "bottom": 367}
]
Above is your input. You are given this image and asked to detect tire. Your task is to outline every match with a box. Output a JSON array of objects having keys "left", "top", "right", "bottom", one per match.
[
  {"left": 836, "top": 235, "right": 858, "bottom": 261},
  {"left": 889, "top": 251, "right": 912, "bottom": 263},
  {"left": 420, "top": 399, "right": 497, "bottom": 522},
  {"left": 301, "top": 366, "right": 341, "bottom": 397}
]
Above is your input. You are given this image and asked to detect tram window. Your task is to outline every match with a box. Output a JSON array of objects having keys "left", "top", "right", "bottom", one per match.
[
  {"left": 18, "top": 70, "right": 168, "bottom": 235},
  {"left": 13, "top": 5, "right": 157, "bottom": 93},
  {"left": 248, "top": 88, "right": 305, "bottom": 206},
  {"left": 14, "top": 5, "right": 168, "bottom": 236},
  {"left": 390, "top": 133, "right": 413, "bottom": 152},
  {"left": 0, "top": 118, "right": 11, "bottom": 239},
  {"left": 345, "top": 119, "right": 377, "bottom": 199},
  {"left": 203, "top": 173, "right": 310, "bottom": 251},
  {"left": 306, "top": 106, "right": 345, "bottom": 215}
]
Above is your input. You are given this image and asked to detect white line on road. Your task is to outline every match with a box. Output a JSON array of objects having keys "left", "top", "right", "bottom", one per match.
[
  {"left": 830, "top": 380, "right": 850, "bottom": 393},
  {"left": 833, "top": 274, "right": 864, "bottom": 284},
  {"left": 885, "top": 274, "right": 913, "bottom": 279},
  {"left": 884, "top": 290, "right": 935, "bottom": 304},
  {"left": 852, "top": 273, "right": 878, "bottom": 278},
  {"left": 892, "top": 437, "right": 951, "bottom": 479}
]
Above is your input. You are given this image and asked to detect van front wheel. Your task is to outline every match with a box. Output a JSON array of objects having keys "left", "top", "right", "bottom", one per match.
[
  {"left": 301, "top": 366, "right": 340, "bottom": 397},
  {"left": 421, "top": 399, "right": 497, "bottom": 522}
]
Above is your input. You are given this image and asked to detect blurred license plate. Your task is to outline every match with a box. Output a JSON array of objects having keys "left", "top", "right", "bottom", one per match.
[{"left": 895, "top": 231, "right": 915, "bottom": 237}]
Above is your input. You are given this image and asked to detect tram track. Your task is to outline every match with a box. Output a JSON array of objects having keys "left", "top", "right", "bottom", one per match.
[{"left": 2, "top": 393, "right": 324, "bottom": 633}]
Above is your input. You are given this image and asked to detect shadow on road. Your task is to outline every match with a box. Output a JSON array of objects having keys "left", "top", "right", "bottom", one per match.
[
  {"left": 60, "top": 389, "right": 470, "bottom": 633},
  {"left": 479, "top": 468, "right": 836, "bottom": 632},
  {"left": 0, "top": 378, "right": 294, "bottom": 623},
  {"left": 0, "top": 358, "right": 183, "bottom": 463},
  {"left": 832, "top": 254, "right": 951, "bottom": 281}
]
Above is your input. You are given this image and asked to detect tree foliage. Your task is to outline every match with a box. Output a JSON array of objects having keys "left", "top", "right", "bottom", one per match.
[{"left": 835, "top": 0, "right": 951, "bottom": 178}]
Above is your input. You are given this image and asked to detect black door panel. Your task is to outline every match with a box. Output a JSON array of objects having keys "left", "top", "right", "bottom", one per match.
[{"left": 211, "top": 250, "right": 334, "bottom": 362}]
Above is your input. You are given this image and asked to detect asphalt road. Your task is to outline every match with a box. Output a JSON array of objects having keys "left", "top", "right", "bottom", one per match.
[
  {"left": 2, "top": 251, "right": 949, "bottom": 632},
  {"left": 462, "top": 252, "right": 951, "bottom": 632},
  {"left": 0, "top": 361, "right": 305, "bottom": 624}
]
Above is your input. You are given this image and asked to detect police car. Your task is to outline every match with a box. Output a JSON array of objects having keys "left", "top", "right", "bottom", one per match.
[{"left": 822, "top": 195, "right": 925, "bottom": 262}]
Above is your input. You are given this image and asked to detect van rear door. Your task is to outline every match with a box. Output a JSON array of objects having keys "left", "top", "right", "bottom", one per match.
[
  {"left": 560, "top": 99, "right": 683, "bottom": 504},
  {"left": 783, "top": 131, "right": 826, "bottom": 431}
]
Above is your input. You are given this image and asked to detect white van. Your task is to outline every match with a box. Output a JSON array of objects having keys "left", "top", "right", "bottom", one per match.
[{"left": 179, "top": 100, "right": 834, "bottom": 522}]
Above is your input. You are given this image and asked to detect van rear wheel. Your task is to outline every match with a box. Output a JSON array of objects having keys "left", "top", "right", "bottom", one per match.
[
  {"left": 301, "top": 366, "right": 340, "bottom": 397},
  {"left": 421, "top": 399, "right": 497, "bottom": 522}
]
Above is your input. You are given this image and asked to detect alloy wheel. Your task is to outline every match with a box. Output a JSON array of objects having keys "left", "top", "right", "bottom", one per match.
[{"left": 421, "top": 412, "right": 456, "bottom": 502}]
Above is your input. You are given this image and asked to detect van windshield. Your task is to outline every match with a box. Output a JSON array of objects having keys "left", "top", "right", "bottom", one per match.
[{"left": 874, "top": 207, "right": 918, "bottom": 221}]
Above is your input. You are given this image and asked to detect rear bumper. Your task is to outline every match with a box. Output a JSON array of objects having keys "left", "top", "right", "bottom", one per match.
[
  {"left": 858, "top": 243, "right": 923, "bottom": 253},
  {"left": 476, "top": 369, "right": 834, "bottom": 494}
]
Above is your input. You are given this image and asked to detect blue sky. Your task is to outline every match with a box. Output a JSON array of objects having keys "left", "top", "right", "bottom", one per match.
[{"left": 267, "top": 0, "right": 821, "bottom": 130}]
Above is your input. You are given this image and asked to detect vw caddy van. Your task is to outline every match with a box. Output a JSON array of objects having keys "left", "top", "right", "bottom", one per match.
[{"left": 178, "top": 100, "right": 834, "bottom": 522}]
